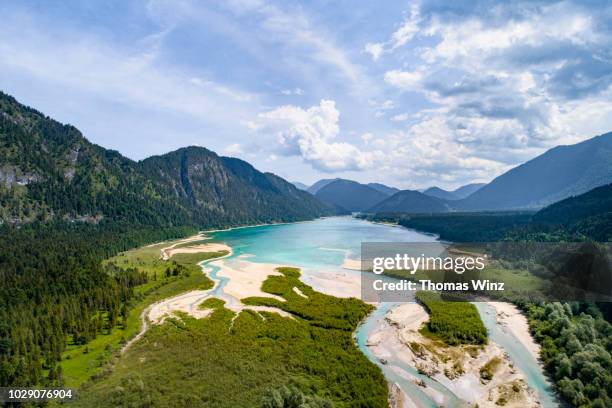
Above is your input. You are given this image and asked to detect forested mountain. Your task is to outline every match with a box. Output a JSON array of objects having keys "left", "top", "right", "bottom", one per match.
[
  {"left": 140, "top": 147, "right": 329, "bottom": 226},
  {"left": 532, "top": 183, "right": 612, "bottom": 241},
  {"left": 368, "top": 189, "right": 452, "bottom": 213},
  {"left": 0, "top": 91, "right": 329, "bottom": 226},
  {"left": 534, "top": 183, "right": 612, "bottom": 224},
  {"left": 455, "top": 132, "right": 612, "bottom": 210},
  {"left": 314, "top": 179, "right": 389, "bottom": 212}
]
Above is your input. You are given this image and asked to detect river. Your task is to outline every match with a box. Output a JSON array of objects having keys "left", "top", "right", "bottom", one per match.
[{"left": 203, "top": 216, "right": 556, "bottom": 407}]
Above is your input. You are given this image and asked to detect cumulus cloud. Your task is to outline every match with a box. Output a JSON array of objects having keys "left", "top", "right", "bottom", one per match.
[
  {"left": 252, "top": 100, "right": 380, "bottom": 172},
  {"left": 377, "top": 0, "right": 612, "bottom": 185}
]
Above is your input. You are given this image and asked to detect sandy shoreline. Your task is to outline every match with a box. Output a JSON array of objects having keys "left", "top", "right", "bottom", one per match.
[
  {"left": 487, "top": 301, "right": 541, "bottom": 361},
  {"left": 162, "top": 242, "right": 231, "bottom": 260},
  {"left": 147, "top": 235, "right": 297, "bottom": 324},
  {"left": 213, "top": 257, "right": 286, "bottom": 302}
]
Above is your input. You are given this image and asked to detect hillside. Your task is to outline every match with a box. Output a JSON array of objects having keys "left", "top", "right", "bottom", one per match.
[
  {"left": 533, "top": 183, "right": 612, "bottom": 241},
  {"left": 423, "top": 186, "right": 457, "bottom": 200},
  {"left": 314, "top": 179, "right": 388, "bottom": 212},
  {"left": 422, "top": 183, "right": 486, "bottom": 201},
  {"left": 0, "top": 91, "right": 329, "bottom": 226},
  {"left": 368, "top": 189, "right": 451, "bottom": 213},
  {"left": 292, "top": 181, "right": 309, "bottom": 190},
  {"left": 140, "top": 148, "right": 329, "bottom": 226},
  {"left": 453, "top": 183, "right": 485, "bottom": 199},
  {"left": 534, "top": 183, "right": 612, "bottom": 224},
  {"left": 307, "top": 178, "right": 336, "bottom": 194},
  {"left": 367, "top": 182, "right": 400, "bottom": 196},
  {"left": 455, "top": 133, "right": 612, "bottom": 210}
]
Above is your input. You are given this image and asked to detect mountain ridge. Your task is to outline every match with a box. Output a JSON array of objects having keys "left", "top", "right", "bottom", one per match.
[
  {"left": 0, "top": 91, "right": 331, "bottom": 226},
  {"left": 314, "top": 179, "right": 389, "bottom": 212},
  {"left": 455, "top": 132, "right": 612, "bottom": 210},
  {"left": 368, "top": 189, "right": 452, "bottom": 213}
]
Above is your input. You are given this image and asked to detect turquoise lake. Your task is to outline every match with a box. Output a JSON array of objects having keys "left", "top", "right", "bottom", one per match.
[{"left": 206, "top": 216, "right": 558, "bottom": 407}]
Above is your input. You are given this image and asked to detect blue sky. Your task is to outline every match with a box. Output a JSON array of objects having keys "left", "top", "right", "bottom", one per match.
[{"left": 1, "top": 0, "right": 611, "bottom": 189}]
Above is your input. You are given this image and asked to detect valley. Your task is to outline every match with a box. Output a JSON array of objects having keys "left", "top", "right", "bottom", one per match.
[
  {"left": 1, "top": 90, "right": 610, "bottom": 408},
  {"left": 63, "top": 217, "right": 559, "bottom": 408}
]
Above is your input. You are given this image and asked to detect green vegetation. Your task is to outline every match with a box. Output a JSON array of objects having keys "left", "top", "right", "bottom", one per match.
[
  {"left": 361, "top": 212, "right": 534, "bottom": 242},
  {"left": 198, "top": 297, "right": 226, "bottom": 310},
  {"left": 522, "top": 302, "right": 612, "bottom": 408},
  {"left": 59, "top": 242, "right": 228, "bottom": 387},
  {"left": 416, "top": 292, "right": 487, "bottom": 346},
  {"left": 262, "top": 386, "right": 333, "bottom": 408},
  {"left": 242, "top": 267, "right": 372, "bottom": 330},
  {"left": 364, "top": 183, "right": 612, "bottom": 243},
  {"left": 0, "top": 222, "right": 197, "bottom": 387},
  {"left": 74, "top": 267, "right": 387, "bottom": 408}
]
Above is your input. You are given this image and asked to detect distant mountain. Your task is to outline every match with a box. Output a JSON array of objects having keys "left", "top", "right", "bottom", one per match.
[
  {"left": 367, "top": 182, "right": 400, "bottom": 196},
  {"left": 292, "top": 181, "right": 309, "bottom": 191},
  {"left": 307, "top": 179, "right": 337, "bottom": 194},
  {"left": 314, "top": 179, "right": 388, "bottom": 212},
  {"left": 423, "top": 186, "right": 457, "bottom": 200},
  {"left": 456, "top": 132, "right": 612, "bottom": 210},
  {"left": 368, "top": 190, "right": 451, "bottom": 213},
  {"left": 453, "top": 183, "right": 486, "bottom": 199},
  {"left": 422, "top": 183, "right": 486, "bottom": 201},
  {"left": 0, "top": 91, "right": 330, "bottom": 226}
]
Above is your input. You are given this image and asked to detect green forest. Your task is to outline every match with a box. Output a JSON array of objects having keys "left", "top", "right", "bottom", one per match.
[{"left": 0, "top": 222, "right": 197, "bottom": 387}]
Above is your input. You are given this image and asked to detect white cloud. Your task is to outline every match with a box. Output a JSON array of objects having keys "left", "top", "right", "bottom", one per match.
[
  {"left": 252, "top": 100, "right": 380, "bottom": 172},
  {"left": 361, "top": 132, "right": 374, "bottom": 144},
  {"left": 363, "top": 5, "right": 420, "bottom": 61},
  {"left": 281, "top": 87, "right": 305, "bottom": 96},
  {"left": 364, "top": 42, "right": 384, "bottom": 61},
  {"left": 218, "top": 0, "right": 370, "bottom": 93},
  {"left": 389, "top": 8, "right": 420, "bottom": 49},
  {"left": 391, "top": 113, "right": 410, "bottom": 122},
  {"left": 384, "top": 70, "right": 423, "bottom": 90},
  {"left": 224, "top": 143, "right": 243, "bottom": 155},
  {"left": 377, "top": 0, "right": 612, "bottom": 187}
]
